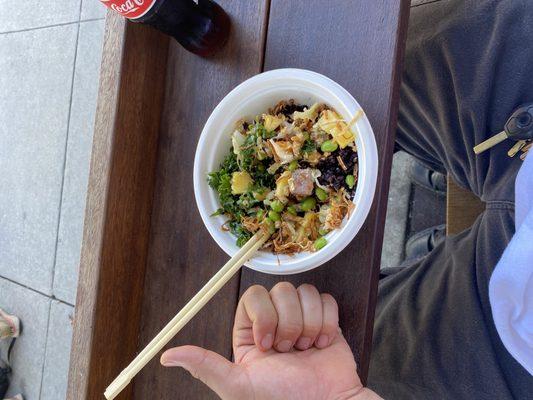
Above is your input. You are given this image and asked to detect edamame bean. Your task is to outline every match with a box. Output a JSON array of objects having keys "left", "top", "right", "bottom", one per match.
[
  {"left": 300, "top": 197, "right": 316, "bottom": 211},
  {"left": 268, "top": 210, "right": 281, "bottom": 222},
  {"left": 314, "top": 237, "right": 327, "bottom": 250},
  {"left": 288, "top": 160, "right": 299, "bottom": 171},
  {"left": 320, "top": 140, "right": 338, "bottom": 153},
  {"left": 345, "top": 174, "right": 355, "bottom": 188},
  {"left": 270, "top": 200, "right": 284, "bottom": 213},
  {"left": 286, "top": 205, "right": 297, "bottom": 215},
  {"left": 315, "top": 187, "right": 328, "bottom": 201}
]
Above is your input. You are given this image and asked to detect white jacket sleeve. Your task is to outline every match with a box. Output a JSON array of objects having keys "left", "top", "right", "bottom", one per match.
[{"left": 489, "top": 152, "right": 533, "bottom": 375}]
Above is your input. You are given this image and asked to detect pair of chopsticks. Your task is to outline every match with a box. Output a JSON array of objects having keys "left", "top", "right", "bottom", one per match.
[{"left": 104, "top": 232, "right": 268, "bottom": 399}]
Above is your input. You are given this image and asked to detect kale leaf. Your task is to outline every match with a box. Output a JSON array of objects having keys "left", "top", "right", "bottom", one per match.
[
  {"left": 208, "top": 151, "right": 240, "bottom": 217},
  {"left": 302, "top": 138, "right": 317, "bottom": 153}
]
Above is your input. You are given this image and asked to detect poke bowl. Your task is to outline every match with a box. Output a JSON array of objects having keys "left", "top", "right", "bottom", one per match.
[{"left": 193, "top": 68, "right": 378, "bottom": 275}]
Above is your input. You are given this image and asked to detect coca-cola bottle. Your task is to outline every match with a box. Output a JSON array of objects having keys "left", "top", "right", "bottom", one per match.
[{"left": 100, "top": 0, "right": 231, "bottom": 57}]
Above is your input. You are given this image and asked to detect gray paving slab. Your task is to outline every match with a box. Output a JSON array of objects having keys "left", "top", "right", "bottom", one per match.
[
  {"left": 0, "top": 278, "right": 50, "bottom": 399},
  {"left": 40, "top": 301, "right": 74, "bottom": 400},
  {"left": 53, "top": 20, "right": 105, "bottom": 305},
  {"left": 0, "top": 25, "right": 78, "bottom": 295},
  {"left": 81, "top": 0, "right": 108, "bottom": 20},
  {"left": 0, "top": 0, "right": 81, "bottom": 33},
  {"left": 380, "top": 151, "right": 416, "bottom": 268}
]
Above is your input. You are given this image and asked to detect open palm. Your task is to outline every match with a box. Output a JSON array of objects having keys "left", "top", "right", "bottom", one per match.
[
  {"left": 232, "top": 333, "right": 360, "bottom": 400},
  {"left": 161, "top": 283, "right": 381, "bottom": 400}
]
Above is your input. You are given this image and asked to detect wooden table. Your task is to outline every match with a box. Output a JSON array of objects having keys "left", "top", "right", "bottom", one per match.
[{"left": 67, "top": 1, "right": 410, "bottom": 399}]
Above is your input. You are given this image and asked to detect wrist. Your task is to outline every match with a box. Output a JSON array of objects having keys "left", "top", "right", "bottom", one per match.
[
  {"left": 353, "top": 387, "right": 383, "bottom": 400},
  {"left": 331, "top": 387, "right": 383, "bottom": 400}
]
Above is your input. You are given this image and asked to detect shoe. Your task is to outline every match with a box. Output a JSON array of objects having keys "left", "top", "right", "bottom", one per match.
[
  {"left": 0, "top": 310, "right": 21, "bottom": 400},
  {"left": 0, "top": 366, "right": 8, "bottom": 399},
  {"left": 405, "top": 224, "right": 446, "bottom": 260},
  {"left": 4, "top": 395, "right": 23, "bottom": 400},
  {"left": 0, "top": 310, "right": 20, "bottom": 340},
  {"left": 411, "top": 161, "right": 447, "bottom": 195}
]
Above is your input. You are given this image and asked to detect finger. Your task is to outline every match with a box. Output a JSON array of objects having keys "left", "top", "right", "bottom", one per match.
[
  {"left": 315, "top": 293, "right": 339, "bottom": 349},
  {"left": 330, "top": 325, "right": 348, "bottom": 346},
  {"left": 233, "top": 285, "right": 278, "bottom": 352},
  {"left": 161, "top": 345, "right": 240, "bottom": 399},
  {"left": 295, "top": 284, "right": 323, "bottom": 350},
  {"left": 270, "top": 282, "right": 303, "bottom": 352}
]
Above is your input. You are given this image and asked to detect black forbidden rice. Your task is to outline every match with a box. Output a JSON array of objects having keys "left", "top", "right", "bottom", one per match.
[
  {"left": 317, "top": 148, "right": 358, "bottom": 199},
  {"left": 272, "top": 101, "right": 307, "bottom": 121}
]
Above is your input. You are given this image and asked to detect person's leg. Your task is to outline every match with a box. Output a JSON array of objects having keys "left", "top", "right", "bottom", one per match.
[
  {"left": 368, "top": 0, "right": 533, "bottom": 398},
  {"left": 369, "top": 209, "right": 532, "bottom": 399},
  {"left": 395, "top": 0, "right": 533, "bottom": 202}
]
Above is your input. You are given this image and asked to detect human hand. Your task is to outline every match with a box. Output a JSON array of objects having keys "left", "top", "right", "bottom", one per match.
[{"left": 161, "top": 282, "right": 381, "bottom": 400}]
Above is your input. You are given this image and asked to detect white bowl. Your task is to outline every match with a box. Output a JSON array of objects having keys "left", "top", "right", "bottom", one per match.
[{"left": 194, "top": 68, "right": 378, "bottom": 275}]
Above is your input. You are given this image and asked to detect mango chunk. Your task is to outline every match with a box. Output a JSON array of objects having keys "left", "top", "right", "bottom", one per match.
[
  {"left": 231, "top": 171, "right": 253, "bottom": 194},
  {"left": 317, "top": 110, "right": 355, "bottom": 148}
]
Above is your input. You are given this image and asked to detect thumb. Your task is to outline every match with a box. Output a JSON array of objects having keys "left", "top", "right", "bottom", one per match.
[{"left": 161, "top": 345, "right": 240, "bottom": 399}]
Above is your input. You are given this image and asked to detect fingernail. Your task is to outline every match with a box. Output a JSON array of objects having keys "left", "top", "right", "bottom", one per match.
[
  {"left": 316, "top": 334, "right": 329, "bottom": 348},
  {"left": 161, "top": 360, "right": 182, "bottom": 367},
  {"left": 276, "top": 340, "right": 293, "bottom": 352},
  {"left": 295, "top": 337, "right": 311, "bottom": 350},
  {"left": 261, "top": 333, "right": 273, "bottom": 350},
  {"left": 160, "top": 356, "right": 183, "bottom": 368}
]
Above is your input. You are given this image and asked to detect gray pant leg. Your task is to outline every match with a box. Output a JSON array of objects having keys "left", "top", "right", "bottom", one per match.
[
  {"left": 368, "top": 1, "right": 533, "bottom": 398},
  {"left": 369, "top": 208, "right": 533, "bottom": 399},
  {"left": 396, "top": 0, "right": 532, "bottom": 202}
]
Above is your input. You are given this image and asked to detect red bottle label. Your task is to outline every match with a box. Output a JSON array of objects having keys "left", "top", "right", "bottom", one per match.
[{"left": 100, "top": 0, "right": 157, "bottom": 20}]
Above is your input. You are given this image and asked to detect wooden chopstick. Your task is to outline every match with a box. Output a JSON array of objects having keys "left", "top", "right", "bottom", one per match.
[
  {"left": 114, "top": 231, "right": 264, "bottom": 379},
  {"left": 104, "top": 232, "right": 268, "bottom": 400}
]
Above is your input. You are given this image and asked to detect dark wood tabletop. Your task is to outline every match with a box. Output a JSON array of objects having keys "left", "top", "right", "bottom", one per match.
[{"left": 68, "top": 1, "right": 410, "bottom": 399}]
